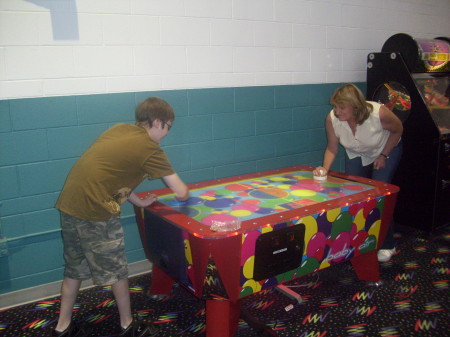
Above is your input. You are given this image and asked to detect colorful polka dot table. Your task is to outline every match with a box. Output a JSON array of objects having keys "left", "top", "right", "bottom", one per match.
[{"left": 134, "top": 165, "right": 399, "bottom": 337}]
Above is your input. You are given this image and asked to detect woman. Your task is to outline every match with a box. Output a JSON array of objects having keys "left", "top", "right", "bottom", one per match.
[{"left": 313, "top": 84, "right": 403, "bottom": 262}]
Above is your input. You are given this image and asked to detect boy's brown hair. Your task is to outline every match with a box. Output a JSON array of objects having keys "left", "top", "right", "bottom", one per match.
[{"left": 135, "top": 97, "right": 175, "bottom": 127}]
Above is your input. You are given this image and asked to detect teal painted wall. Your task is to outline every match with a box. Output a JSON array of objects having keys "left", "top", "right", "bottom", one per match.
[{"left": 0, "top": 82, "right": 365, "bottom": 294}]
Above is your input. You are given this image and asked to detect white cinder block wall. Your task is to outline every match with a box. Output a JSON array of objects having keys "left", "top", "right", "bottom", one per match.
[{"left": 0, "top": 0, "right": 449, "bottom": 100}]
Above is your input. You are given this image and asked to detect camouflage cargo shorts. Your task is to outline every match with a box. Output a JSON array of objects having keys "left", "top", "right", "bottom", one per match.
[{"left": 60, "top": 212, "right": 128, "bottom": 286}]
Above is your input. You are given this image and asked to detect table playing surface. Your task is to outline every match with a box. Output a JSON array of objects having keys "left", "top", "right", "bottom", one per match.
[{"left": 157, "top": 170, "right": 374, "bottom": 226}]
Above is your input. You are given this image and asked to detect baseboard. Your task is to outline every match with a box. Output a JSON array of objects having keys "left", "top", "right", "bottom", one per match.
[{"left": 0, "top": 259, "right": 152, "bottom": 310}]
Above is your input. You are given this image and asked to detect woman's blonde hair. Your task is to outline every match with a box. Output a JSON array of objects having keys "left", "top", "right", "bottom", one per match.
[
  {"left": 330, "top": 84, "right": 373, "bottom": 125},
  {"left": 135, "top": 97, "right": 174, "bottom": 127}
]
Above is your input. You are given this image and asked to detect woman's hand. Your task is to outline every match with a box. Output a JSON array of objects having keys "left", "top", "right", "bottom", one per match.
[
  {"left": 313, "top": 166, "right": 328, "bottom": 177},
  {"left": 373, "top": 156, "right": 386, "bottom": 170}
]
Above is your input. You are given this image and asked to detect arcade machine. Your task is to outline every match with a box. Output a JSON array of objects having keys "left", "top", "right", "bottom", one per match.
[
  {"left": 134, "top": 166, "right": 399, "bottom": 337},
  {"left": 367, "top": 33, "right": 450, "bottom": 232}
]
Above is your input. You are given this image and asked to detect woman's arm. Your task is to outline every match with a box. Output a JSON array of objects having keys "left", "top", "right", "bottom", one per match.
[
  {"left": 373, "top": 105, "right": 403, "bottom": 170},
  {"left": 313, "top": 114, "right": 339, "bottom": 177}
]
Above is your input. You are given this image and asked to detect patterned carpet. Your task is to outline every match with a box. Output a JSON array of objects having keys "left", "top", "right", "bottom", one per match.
[{"left": 1, "top": 225, "right": 449, "bottom": 337}]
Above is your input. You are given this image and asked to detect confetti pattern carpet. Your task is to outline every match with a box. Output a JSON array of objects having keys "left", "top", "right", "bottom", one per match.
[{"left": 1, "top": 225, "right": 449, "bottom": 337}]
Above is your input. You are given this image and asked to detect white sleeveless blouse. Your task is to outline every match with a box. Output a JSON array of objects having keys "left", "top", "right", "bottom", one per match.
[{"left": 330, "top": 102, "right": 389, "bottom": 166}]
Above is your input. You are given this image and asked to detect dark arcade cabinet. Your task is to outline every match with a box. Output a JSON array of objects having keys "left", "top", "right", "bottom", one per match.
[{"left": 367, "top": 33, "right": 450, "bottom": 232}]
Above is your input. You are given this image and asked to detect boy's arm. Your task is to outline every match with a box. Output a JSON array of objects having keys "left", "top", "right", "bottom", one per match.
[{"left": 163, "top": 173, "right": 190, "bottom": 201}]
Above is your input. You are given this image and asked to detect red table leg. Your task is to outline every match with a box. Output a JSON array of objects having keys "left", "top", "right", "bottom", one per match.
[
  {"left": 149, "top": 264, "right": 175, "bottom": 295},
  {"left": 350, "top": 250, "right": 380, "bottom": 282},
  {"left": 206, "top": 299, "right": 241, "bottom": 337}
]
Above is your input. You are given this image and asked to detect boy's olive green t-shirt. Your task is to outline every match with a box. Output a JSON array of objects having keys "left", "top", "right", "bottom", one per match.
[{"left": 56, "top": 124, "right": 174, "bottom": 221}]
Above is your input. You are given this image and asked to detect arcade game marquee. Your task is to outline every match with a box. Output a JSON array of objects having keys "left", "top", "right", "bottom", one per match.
[
  {"left": 367, "top": 33, "right": 450, "bottom": 232},
  {"left": 134, "top": 166, "right": 399, "bottom": 337}
]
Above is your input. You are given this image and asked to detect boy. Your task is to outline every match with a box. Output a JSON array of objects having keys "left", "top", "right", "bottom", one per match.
[{"left": 52, "top": 97, "right": 189, "bottom": 337}]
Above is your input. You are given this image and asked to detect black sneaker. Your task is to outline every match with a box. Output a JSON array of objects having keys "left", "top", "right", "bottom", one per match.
[
  {"left": 51, "top": 321, "right": 88, "bottom": 337},
  {"left": 119, "top": 320, "right": 159, "bottom": 337}
]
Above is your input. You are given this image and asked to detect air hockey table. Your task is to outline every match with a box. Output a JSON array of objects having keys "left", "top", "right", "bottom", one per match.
[{"left": 134, "top": 165, "right": 399, "bottom": 336}]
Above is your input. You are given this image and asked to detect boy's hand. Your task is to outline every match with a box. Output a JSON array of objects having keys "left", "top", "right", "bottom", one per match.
[
  {"left": 139, "top": 193, "right": 158, "bottom": 207},
  {"left": 128, "top": 192, "right": 157, "bottom": 208},
  {"left": 171, "top": 198, "right": 188, "bottom": 206}
]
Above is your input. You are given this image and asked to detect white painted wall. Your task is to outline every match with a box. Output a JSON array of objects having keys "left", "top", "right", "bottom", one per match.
[{"left": 1, "top": 0, "right": 449, "bottom": 99}]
